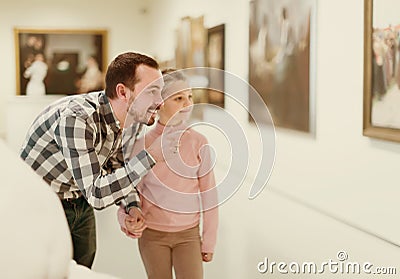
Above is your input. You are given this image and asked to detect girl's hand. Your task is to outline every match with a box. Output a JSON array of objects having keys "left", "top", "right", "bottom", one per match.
[{"left": 202, "top": 252, "right": 214, "bottom": 262}]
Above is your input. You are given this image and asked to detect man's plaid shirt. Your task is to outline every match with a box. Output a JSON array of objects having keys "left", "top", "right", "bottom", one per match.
[{"left": 20, "top": 91, "right": 155, "bottom": 210}]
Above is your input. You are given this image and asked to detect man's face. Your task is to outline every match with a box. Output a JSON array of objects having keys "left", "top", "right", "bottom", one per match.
[{"left": 125, "top": 65, "right": 164, "bottom": 127}]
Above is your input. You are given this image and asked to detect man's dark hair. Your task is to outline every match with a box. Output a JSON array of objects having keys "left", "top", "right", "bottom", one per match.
[{"left": 105, "top": 52, "right": 159, "bottom": 99}]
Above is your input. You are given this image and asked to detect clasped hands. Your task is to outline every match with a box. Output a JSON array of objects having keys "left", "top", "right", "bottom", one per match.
[{"left": 118, "top": 206, "right": 146, "bottom": 238}]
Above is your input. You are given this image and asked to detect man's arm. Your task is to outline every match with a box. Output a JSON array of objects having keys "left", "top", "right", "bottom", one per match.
[
  {"left": 118, "top": 123, "right": 146, "bottom": 213},
  {"left": 54, "top": 115, "right": 154, "bottom": 210}
]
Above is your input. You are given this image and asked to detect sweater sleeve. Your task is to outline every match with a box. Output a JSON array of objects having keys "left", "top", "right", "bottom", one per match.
[{"left": 197, "top": 139, "right": 219, "bottom": 253}]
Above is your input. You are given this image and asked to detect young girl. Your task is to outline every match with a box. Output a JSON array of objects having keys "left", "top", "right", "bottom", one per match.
[{"left": 118, "top": 69, "right": 218, "bottom": 279}]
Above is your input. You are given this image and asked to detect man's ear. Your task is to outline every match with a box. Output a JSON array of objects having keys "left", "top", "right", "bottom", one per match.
[{"left": 115, "top": 83, "right": 129, "bottom": 101}]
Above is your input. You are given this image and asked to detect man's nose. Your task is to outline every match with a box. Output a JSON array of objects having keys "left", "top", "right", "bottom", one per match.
[
  {"left": 155, "top": 101, "right": 163, "bottom": 111},
  {"left": 155, "top": 92, "right": 163, "bottom": 107}
]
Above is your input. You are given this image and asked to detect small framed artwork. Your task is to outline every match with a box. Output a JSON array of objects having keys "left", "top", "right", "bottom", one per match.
[
  {"left": 206, "top": 24, "right": 225, "bottom": 108},
  {"left": 14, "top": 28, "right": 108, "bottom": 96},
  {"left": 363, "top": 0, "right": 400, "bottom": 142},
  {"left": 248, "top": 0, "right": 316, "bottom": 134}
]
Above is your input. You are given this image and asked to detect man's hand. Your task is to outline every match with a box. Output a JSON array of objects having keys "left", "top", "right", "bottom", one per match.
[
  {"left": 126, "top": 207, "right": 146, "bottom": 234},
  {"left": 117, "top": 206, "right": 146, "bottom": 238}
]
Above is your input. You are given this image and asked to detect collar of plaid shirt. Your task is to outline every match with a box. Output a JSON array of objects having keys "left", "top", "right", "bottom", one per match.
[{"left": 98, "top": 92, "right": 121, "bottom": 133}]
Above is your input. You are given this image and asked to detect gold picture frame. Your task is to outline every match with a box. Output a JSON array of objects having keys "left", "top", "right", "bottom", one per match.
[
  {"left": 14, "top": 28, "right": 108, "bottom": 96},
  {"left": 363, "top": 0, "right": 400, "bottom": 142}
]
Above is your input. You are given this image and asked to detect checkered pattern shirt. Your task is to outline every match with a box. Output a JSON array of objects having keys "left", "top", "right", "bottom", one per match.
[{"left": 20, "top": 91, "right": 155, "bottom": 210}]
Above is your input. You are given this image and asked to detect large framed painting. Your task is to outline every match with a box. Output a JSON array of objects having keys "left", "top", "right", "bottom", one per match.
[
  {"left": 363, "top": 0, "right": 400, "bottom": 142},
  {"left": 14, "top": 28, "right": 108, "bottom": 96},
  {"left": 248, "top": 0, "right": 316, "bottom": 133}
]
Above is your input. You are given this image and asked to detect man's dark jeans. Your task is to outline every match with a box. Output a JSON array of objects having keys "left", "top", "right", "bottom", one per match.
[{"left": 61, "top": 196, "right": 96, "bottom": 268}]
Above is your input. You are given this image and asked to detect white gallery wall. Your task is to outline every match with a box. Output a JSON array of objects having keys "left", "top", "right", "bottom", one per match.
[{"left": 1, "top": 0, "right": 400, "bottom": 278}]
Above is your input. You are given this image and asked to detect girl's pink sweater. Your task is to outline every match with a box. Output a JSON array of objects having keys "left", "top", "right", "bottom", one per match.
[{"left": 133, "top": 122, "right": 218, "bottom": 253}]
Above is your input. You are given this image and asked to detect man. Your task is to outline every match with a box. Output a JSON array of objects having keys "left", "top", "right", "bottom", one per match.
[{"left": 20, "top": 52, "right": 169, "bottom": 268}]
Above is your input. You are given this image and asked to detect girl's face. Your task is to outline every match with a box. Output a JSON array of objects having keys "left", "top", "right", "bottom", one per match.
[{"left": 159, "top": 80, "right": 193, "bottom": 126}]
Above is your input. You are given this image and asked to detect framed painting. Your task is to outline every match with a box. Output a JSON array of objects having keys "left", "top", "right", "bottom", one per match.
[
  {"left": 175, "top": 16, "right": 207, "bottom": 113},
  {"left": 175, "top": 16, "right": 206, "bottom": 69},
  {"left": 14, "top": 28, "right": 108, "bottom": 96},
  {"left": 363, "top": 0, "right": 400, "bottom": 142},
  {"left": 248, "top": 0, "right": 316, "bottom": 134},
  {"left": 206, "top": 24, "right": 225, "bottom": 108}
]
